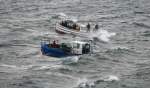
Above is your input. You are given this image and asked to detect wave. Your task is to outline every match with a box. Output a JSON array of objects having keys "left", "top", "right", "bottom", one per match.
[
  {"left": 0, "top": 64, "right": 33, "bottom": 70},
  {"left": 31, "top": 65, "right": 55, "bottom": 71},
  {"left": 133, "top": 22, "right": 150, "bottom": 28},
  {"left": 75, "top": 77, "right": 95, "bottom": 88},
  {"left": 141, "top": 30, "right": 150, "bottom": 37},
  {"left": 0, "top": 43, "right": 12, "bottom": 48},
  {"left": 75, "top": 75, "right": 120, "bottom": 88},
  {"left": 28, "top": 64, "right": 63, "bottom": 71},
  {"left": 105, "top": 46, "right": 131, "bottom": 54},
  {"left": 58, "top": 67, "right": 73, "bottom": 73},
  {"left": 0, "top": 43, "right": 38, "bottom": 48},
  {"left": 0, "top": 63, "right": 62, "bottom": 71},
  {"left": 105, "top": 45, "right": 143, "bottom": 57},
  {"left": 102, "top": 75, "right": 120, "bottom": 82},
  {"left": 93, "top": 75, "right": 120, "bottom": 88}
]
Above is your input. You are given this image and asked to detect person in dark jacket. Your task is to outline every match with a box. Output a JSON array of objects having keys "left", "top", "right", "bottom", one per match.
[
  {"left": 94, "top": 24, "right": 99, "bottom": 32},
  {"left": 86, "top": 23, "right": 91, "bottom": 32}
]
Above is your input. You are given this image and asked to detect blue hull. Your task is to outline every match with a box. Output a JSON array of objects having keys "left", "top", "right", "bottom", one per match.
[{"left": 41, "top": 44, "right": 71, "bottom": 57}]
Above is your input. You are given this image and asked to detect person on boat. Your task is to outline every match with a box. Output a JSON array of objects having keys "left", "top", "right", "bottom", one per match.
[
  {"left": 76, "top": 25, "right": 80, "bottom": 31},
  {"left": 86, "top": 23, "right": 91, "bottom": 32},
  {"left": 73, "top": 23, "right": 77, "bottom": 30},
  {"left": 63, "top": 21, "right": 67, "bottom": 27},
  {"left": 93, "top": 24, "right": 99, "bottom": 32},
  {"left": 51, "top": 40, "right": 59, "bottom": 48}
]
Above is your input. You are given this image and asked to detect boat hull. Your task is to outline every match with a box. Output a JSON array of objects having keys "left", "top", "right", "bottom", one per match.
[
  {"left": 55, "top": 28, "right": 66, "bottom": 34},
  {"left": 41, "top": 44, "right": 70, "bottom": 57}
]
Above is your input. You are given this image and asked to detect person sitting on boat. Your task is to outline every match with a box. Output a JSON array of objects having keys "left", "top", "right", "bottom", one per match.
[
  {"left": 72, "top": 23, "right": 76, "bottom": 29},
  {"left": 51, "top": 40, "right": 59, "bottom": 48},
  {"left": 76, "top": 25, "right": 80, "bottom": 31},
  {"left": 93, "top": 24, "right": 99, "bottom": 32},
  {"left": 86, "top": 23, "right": 91, "bottom": 32},
  {"left": 63, "top": 21, "right": 67, "bottom": 27}
]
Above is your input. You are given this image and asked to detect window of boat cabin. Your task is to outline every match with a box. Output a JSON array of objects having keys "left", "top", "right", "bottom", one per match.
[
  {"left": 73, "top": 43, "right": 80, "bottom": 49},
  {"left": 62, "top": 43, "right": 72, "bottom": 48},
  {"left": 84, "top": 43, "right": 90, "bottom": 49},
  {"left": 66, "top": 43, "right": 72, "bottom": 48}
]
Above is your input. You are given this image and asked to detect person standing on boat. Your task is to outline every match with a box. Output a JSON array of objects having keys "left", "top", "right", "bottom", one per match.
[
  {"left": 86, "top": 23, "right": 91, "bottom": 32},
  {"left": 76, "top": 25, "right": 80, "bottom": 31},
  {"left": 94, "top": 24, "right": 99, "bottom": 32},
  {"left": 73, "top": 23, "right": 77, "bottom": 30}
]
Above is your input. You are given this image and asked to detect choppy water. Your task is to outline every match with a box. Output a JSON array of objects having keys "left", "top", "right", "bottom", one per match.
[{"left": 0, "top": 0, "right": 150, "bottom": 88}]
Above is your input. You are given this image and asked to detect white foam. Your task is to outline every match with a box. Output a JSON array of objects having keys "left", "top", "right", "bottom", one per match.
[
  {"left": 62, "top": 56, "right": 79, "bottom": 64},
  {"left": 58, "top": 13, "right": 67, "bottom": 17},
  {"left": 76, "top": 77, "right": 96, "bottom": 88},
  {"left": 90, "top": 29, "right": 116, "bottom": 42},
  {"left": 69, "top": 56, "right": 79, "bottom": 63},
  {"left": 77, "top": 78, "right": 88, "bottom": 88},
  {"left": 103, "top": 75, "right": 120, "bottom": 82}
]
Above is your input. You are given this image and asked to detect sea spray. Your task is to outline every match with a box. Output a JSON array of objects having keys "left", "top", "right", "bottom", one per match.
[{"left": 90, "top": 30, "right": 116, "bottom": 42}]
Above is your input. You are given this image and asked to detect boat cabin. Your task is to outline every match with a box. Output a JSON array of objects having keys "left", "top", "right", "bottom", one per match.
[
  {"left": 71, "top": 41, "right": 91, "bottom": 54},
  {"left": 60, "top": 20, "right": 80, "bottom": 31}
]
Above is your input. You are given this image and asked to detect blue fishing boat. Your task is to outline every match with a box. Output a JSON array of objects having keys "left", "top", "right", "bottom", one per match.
[{"left": 41, "top": 40, "right": 92, "bottom": 57}]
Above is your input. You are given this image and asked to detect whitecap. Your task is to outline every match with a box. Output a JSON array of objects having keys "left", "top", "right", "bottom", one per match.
[
  {"left": 75, "top": 77, "right": 96, "bottom": 88},
  {"left": 103, "top": 75, "right": 120, "bottom": 82},
  {"left": 77, "top": 78, "right": 88, "bottom": 88}
]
